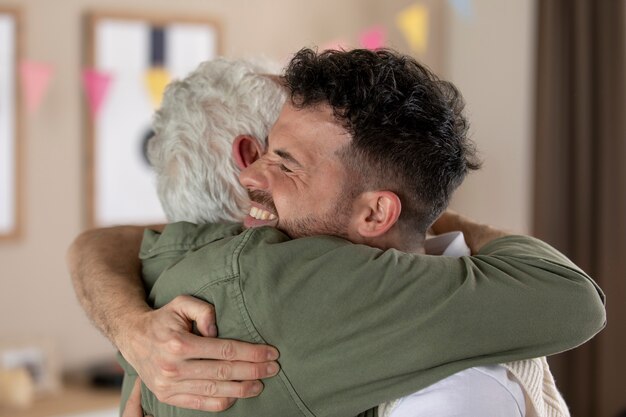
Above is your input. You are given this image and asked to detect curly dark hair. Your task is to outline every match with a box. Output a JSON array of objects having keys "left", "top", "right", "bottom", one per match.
[{"left": 284, "top": 47, "right": 481, "bottom": 234}]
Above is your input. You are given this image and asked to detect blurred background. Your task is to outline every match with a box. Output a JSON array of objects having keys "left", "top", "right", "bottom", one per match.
[{"left": 0, "top": 0, "right": 623, "bottom": 416}]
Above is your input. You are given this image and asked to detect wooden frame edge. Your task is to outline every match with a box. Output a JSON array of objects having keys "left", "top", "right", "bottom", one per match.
[{"left": 0, "top": 7, "right": 23, "bottom": 241}]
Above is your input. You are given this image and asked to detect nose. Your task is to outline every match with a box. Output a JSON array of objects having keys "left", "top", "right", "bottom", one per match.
[{"left": 239, "top": 159, "right": 269, "bottom": 191}]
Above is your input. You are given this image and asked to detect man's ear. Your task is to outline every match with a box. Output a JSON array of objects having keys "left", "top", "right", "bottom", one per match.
[
  {"left": 232, "top": 135, "right": 264, "bottom": 169},
  {"left": 353, "top": 191, "right": 402, "bottom": 238}
]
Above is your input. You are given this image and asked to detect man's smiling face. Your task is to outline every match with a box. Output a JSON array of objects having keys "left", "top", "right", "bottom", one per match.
[{"left": 238, "top": 102, "right": 357, "bottom": 239}]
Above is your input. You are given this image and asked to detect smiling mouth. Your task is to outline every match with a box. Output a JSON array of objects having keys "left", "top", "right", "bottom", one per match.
[
  {"left": 249, "top": 206, "right": 277, "bottom": 221},
  {"left": 243, "top": 203, "right": 279, "bottom": 229}
]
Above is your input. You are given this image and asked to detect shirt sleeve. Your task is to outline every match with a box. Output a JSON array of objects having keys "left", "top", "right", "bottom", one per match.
[{"left": 238, "top": 233, "right": 605, "bottom": 417}]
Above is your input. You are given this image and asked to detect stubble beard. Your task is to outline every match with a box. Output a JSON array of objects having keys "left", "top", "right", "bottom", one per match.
[{"left": 248, "top": 189, "right": 353, "bottom": 240}]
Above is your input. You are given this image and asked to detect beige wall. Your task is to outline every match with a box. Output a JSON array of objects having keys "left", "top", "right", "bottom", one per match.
[
  {"left": 446, "top": 0, "right": 536, "bottom": 233},
  {"left": 0, "top": 0, "right": 535, "bottom": 368}
]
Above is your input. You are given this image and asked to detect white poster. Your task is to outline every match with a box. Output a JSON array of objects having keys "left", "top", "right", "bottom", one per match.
[
  {"left": 0, "top": 12, "right": 17, "bottom": 238},
  {"left": 89, "top": 15, "right": 218, "bottom": 227}
]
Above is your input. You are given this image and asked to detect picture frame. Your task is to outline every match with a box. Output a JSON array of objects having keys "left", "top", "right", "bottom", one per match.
[
  {"left": 84, "top": 12, "right": 221, "bottom": 227},
  {"left": 0, "top": 8, "right": 22, "bottom": 240}
]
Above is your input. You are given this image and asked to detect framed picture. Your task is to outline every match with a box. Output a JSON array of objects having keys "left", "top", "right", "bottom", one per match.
[
  {"left": 84, "top": 12, "right": 221, "bottom": 227},
  {"left": 0, "top": 8, "right": 21, "bottom": 240}
]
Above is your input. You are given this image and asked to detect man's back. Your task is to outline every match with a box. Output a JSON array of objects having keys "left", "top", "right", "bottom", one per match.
[{"left": 125, "top": 222, "right": 603, "bottom": 417}]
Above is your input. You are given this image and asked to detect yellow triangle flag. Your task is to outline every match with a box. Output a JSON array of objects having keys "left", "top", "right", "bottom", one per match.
[
  {"left": 396, "top": 4, "right": 429, "bottom": 55},
  {"left": 144, "top": 67, "right": 171, "bottom": 108}
]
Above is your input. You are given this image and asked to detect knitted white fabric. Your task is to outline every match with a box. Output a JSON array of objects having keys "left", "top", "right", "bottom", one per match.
[{"left": 503, "top": 357, "right": 570, "bottom": 417}]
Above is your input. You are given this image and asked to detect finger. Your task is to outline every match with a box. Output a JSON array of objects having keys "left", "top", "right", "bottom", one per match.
[
  {"left": 173, "top": 379, "right": 264, "bottom": 399},
  {"left": 179, "top": 358, "right": 280, "bottom": 381},
  {"left": 170, "top": 295, "right": 217, "bottom": 337},
  {"left": 162, "top": 394, "right": 236, "bottom": 412},
  {"left": 182, "top": 334, "right": 279, "bottom": 362},
  {"left": 122, "top": 378, "right": 143, "bottom": 417}
]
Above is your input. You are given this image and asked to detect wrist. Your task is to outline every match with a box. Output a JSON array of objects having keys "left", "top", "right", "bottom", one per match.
[{"left": 110, "top": 303, "right": 152, "bottom": 359}]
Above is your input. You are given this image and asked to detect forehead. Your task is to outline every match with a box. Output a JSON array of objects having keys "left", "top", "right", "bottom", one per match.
[{"left": 268, "top": 102, "right": 350, "bottom": 163}]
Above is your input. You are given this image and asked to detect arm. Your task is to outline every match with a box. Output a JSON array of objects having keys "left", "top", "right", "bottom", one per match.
[
  {"left": 67, "top": 226, "right": 280, "bottom": 412},
  {"left": 68, "top": 226, "right": 151, "bottom": 352},
  {"left": 238, "top": 218, "right": 605, "bottom": 416}
]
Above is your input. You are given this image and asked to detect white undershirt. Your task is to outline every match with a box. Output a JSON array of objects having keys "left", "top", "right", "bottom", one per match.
[
  {"left": 385, "top": 365, "right": 525, "bottom": 417},
  {"left": 384, "top": 232, "right": 526, "bottom": 417}
]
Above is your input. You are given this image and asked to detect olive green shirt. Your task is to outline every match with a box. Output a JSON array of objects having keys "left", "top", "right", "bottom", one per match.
[{"left": 118, "top": 222, "right": 605, "bottom": 417}]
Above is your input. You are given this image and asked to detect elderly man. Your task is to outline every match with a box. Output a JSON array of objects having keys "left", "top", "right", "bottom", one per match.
[{"left": 69, "top": 50, "right": 604, "bottom": 417}]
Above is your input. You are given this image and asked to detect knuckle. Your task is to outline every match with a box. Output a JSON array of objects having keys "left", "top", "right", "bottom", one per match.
[
  {"left": 203, "top": 302, "right": 215, "bottom": 315},
  {"left": 172, "top": 295, "right": 187, "bottom": 305},
  {"left": 220, "top": 341, "right": 236, "bottom": 360},
  {"left": 204, "top": 381, "right": 218, "bottom": 396},
  {"left": 166, "top": 336, "right": 187, "bottom": 355},
  {"left": 152, "top": 377, "right": 169, "bottom": 394},
  {"left": 160, "top": 364, "right": 179, "bottom": 378},
  {"left": 204, "top": 305, "right": 216, "bottom": 320},
  {"left": 254, "top": 348, "right": 269, "bottom": 362},
  {"left": 216, "top": 363, "right": 232, "bottom": 380},
  {"left": 248, "top": 365, "right": 260, "bottom": 380},
  {"left": 192, "top": 397, "right": 205, "bottom": 410}
]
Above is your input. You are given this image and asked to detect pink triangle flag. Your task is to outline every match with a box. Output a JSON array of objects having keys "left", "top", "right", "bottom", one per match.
[
  {"left": 82, "top": 69, "right": 113, "bottom": 121},
  {"left": 19, "top": 61, "right": 54, "bottom": 114},
  {"left": 359, "top": 26, "right": 386, "bottom": 50}
]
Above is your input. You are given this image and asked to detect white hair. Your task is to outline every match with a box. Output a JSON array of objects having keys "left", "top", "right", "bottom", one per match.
[{"left": 148, "top": 58, "right": 286, "bottom": 223}]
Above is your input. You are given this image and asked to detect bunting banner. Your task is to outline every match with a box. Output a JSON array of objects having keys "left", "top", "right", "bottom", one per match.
[
  {"left": 19, "top": 61, "right": 54, "bottom": 114},
  {"left": 82, "top": 69, "right": 112, "bottom": 121},
  {"left": 396, "top": 4, "right": 429, "bottom": 55}
]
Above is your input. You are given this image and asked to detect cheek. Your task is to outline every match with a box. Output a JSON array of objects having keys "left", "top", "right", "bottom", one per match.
[{"left": 271, "top": 182, "right": 301, "bottom": 214}]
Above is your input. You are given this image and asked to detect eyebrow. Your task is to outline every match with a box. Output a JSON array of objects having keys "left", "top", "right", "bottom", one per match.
[{"left": 274, "top": 149, "right": 302, "bottom": 168}]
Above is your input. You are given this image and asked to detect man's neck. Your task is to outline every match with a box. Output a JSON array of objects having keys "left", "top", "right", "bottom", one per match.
[{"left": 363, "top": 229, "right": 426, "bottom": 254}]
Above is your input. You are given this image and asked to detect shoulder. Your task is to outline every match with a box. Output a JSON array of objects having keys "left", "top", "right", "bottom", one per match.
[{"left": 139, "top": 222, "right": 245, "bottom": 258}]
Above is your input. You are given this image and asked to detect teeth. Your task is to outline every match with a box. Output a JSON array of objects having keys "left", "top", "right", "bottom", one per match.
[{"left": 249, "top": 206, "right": 276, "bottom": 221}]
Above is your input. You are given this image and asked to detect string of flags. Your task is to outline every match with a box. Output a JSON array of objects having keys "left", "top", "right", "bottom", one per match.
[
  {"left": 18, "top": 63, "right": 168, "bottom": 121},
  {"left": 16, "top": 0, "right": 472, "bottom": 119}
]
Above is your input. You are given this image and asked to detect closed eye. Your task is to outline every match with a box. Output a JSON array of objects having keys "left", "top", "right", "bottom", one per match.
[{"left": 279, "top": 164, "right": 293, "bottom": 173}]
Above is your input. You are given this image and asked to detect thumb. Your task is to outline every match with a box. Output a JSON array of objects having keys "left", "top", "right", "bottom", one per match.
[{"left": 171, "top": 295, "right": 217, "bottom": 337}]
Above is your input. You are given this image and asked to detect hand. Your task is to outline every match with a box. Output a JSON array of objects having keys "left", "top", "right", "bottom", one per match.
[
  {"left": 429, "top": 209, "right": 461, "bottom": 236},
  {"left": 122, "top": 379, "right": 152, "bottom": 417},
  {"left": 119, "top": 295, "right": 280, "bottom": 412},
  {"left": 430, "top": 209, "right": 508, "bottom": 253}
]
